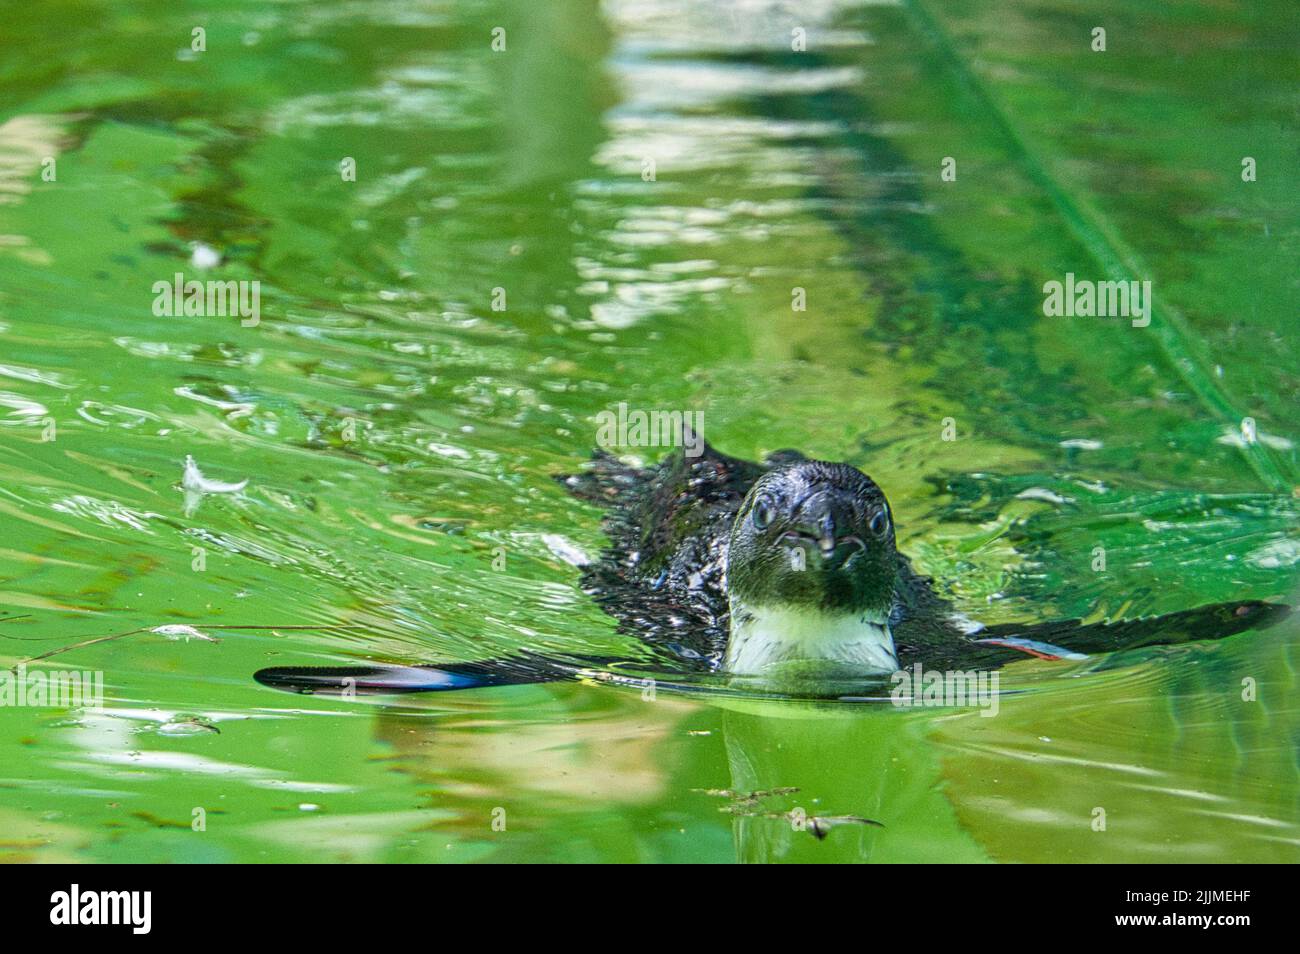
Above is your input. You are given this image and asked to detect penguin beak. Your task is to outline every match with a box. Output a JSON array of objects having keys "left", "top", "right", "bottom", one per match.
[
  {"left": 784, "top": 491, "right": 864, "bottom": 567},
  {"left": 815, "top": 517, "right": 837, "bottom": 558}
]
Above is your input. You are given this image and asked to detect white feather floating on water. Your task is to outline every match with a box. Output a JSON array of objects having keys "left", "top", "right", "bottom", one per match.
[
  {"left": 182, "top": 455, "right": 249, "bottom": 516},
  {"left": 182, "top": 455, "right": 248, "bottom": 494}
]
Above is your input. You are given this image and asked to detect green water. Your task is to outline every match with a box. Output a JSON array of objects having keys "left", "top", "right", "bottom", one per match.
[{"left": 0, "top": 0, "right": 1296, "bottom": 862}]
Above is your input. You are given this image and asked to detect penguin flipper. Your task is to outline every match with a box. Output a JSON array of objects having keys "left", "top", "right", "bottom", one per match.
[
  {"left": 974, "top": 599, "right": 1290, "bottom": 659},
  {"left": 254, "top": 655, "right": 588, "bottom": 695}
]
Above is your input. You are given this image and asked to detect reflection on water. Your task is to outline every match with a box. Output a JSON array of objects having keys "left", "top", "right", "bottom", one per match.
[{"left": 0, "top": 0, "right": 1295, "bottom": 861}]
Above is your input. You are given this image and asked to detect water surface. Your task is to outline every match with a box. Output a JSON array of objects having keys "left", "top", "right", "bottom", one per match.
[{"left": 0, "top": 0, "right": 1296, "bottom": 862}]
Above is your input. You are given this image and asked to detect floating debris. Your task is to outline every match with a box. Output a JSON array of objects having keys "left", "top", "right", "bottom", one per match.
[
  {"left": 150, "top": 624, "right": 219, "bottom": 643},
  {"left": 799, "top": 813, "right": 884, "bottom": 840},
  {"left": 1015, "top": 487, "right": 1074, "bottom": 506},
  {"left": 182, "top": 455, "right": 248, "bottom": 494},
  {"left": 694, "top": 786, "right": 800, "bottom": 801},
  {"left": 182, "top": 454, "right": 249, "bottom": 516},
  {"left": 189, "top": 243, "right": 221, "bottom": 269},
  {"left": 694, "top": 786, "right": 882, "bottom": 838},
  {"left": 1215, "top": 428, "right": 1293, "bottom": 451},
  {"left": 152, "top": 715, "right": 220, "bottom": 736}
]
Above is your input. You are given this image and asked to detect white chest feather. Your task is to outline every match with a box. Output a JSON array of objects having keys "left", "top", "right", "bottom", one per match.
[{"left": 724, "top": 603, "right": 899, "bottom": 676}]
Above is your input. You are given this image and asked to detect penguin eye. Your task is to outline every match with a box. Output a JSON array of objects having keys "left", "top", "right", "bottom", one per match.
[
  {"left": 752, "top": 497, "right": 775, "bottom": 531},
  {"left": 868, "top": 510, "right": 890, "bottom": 537}
]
